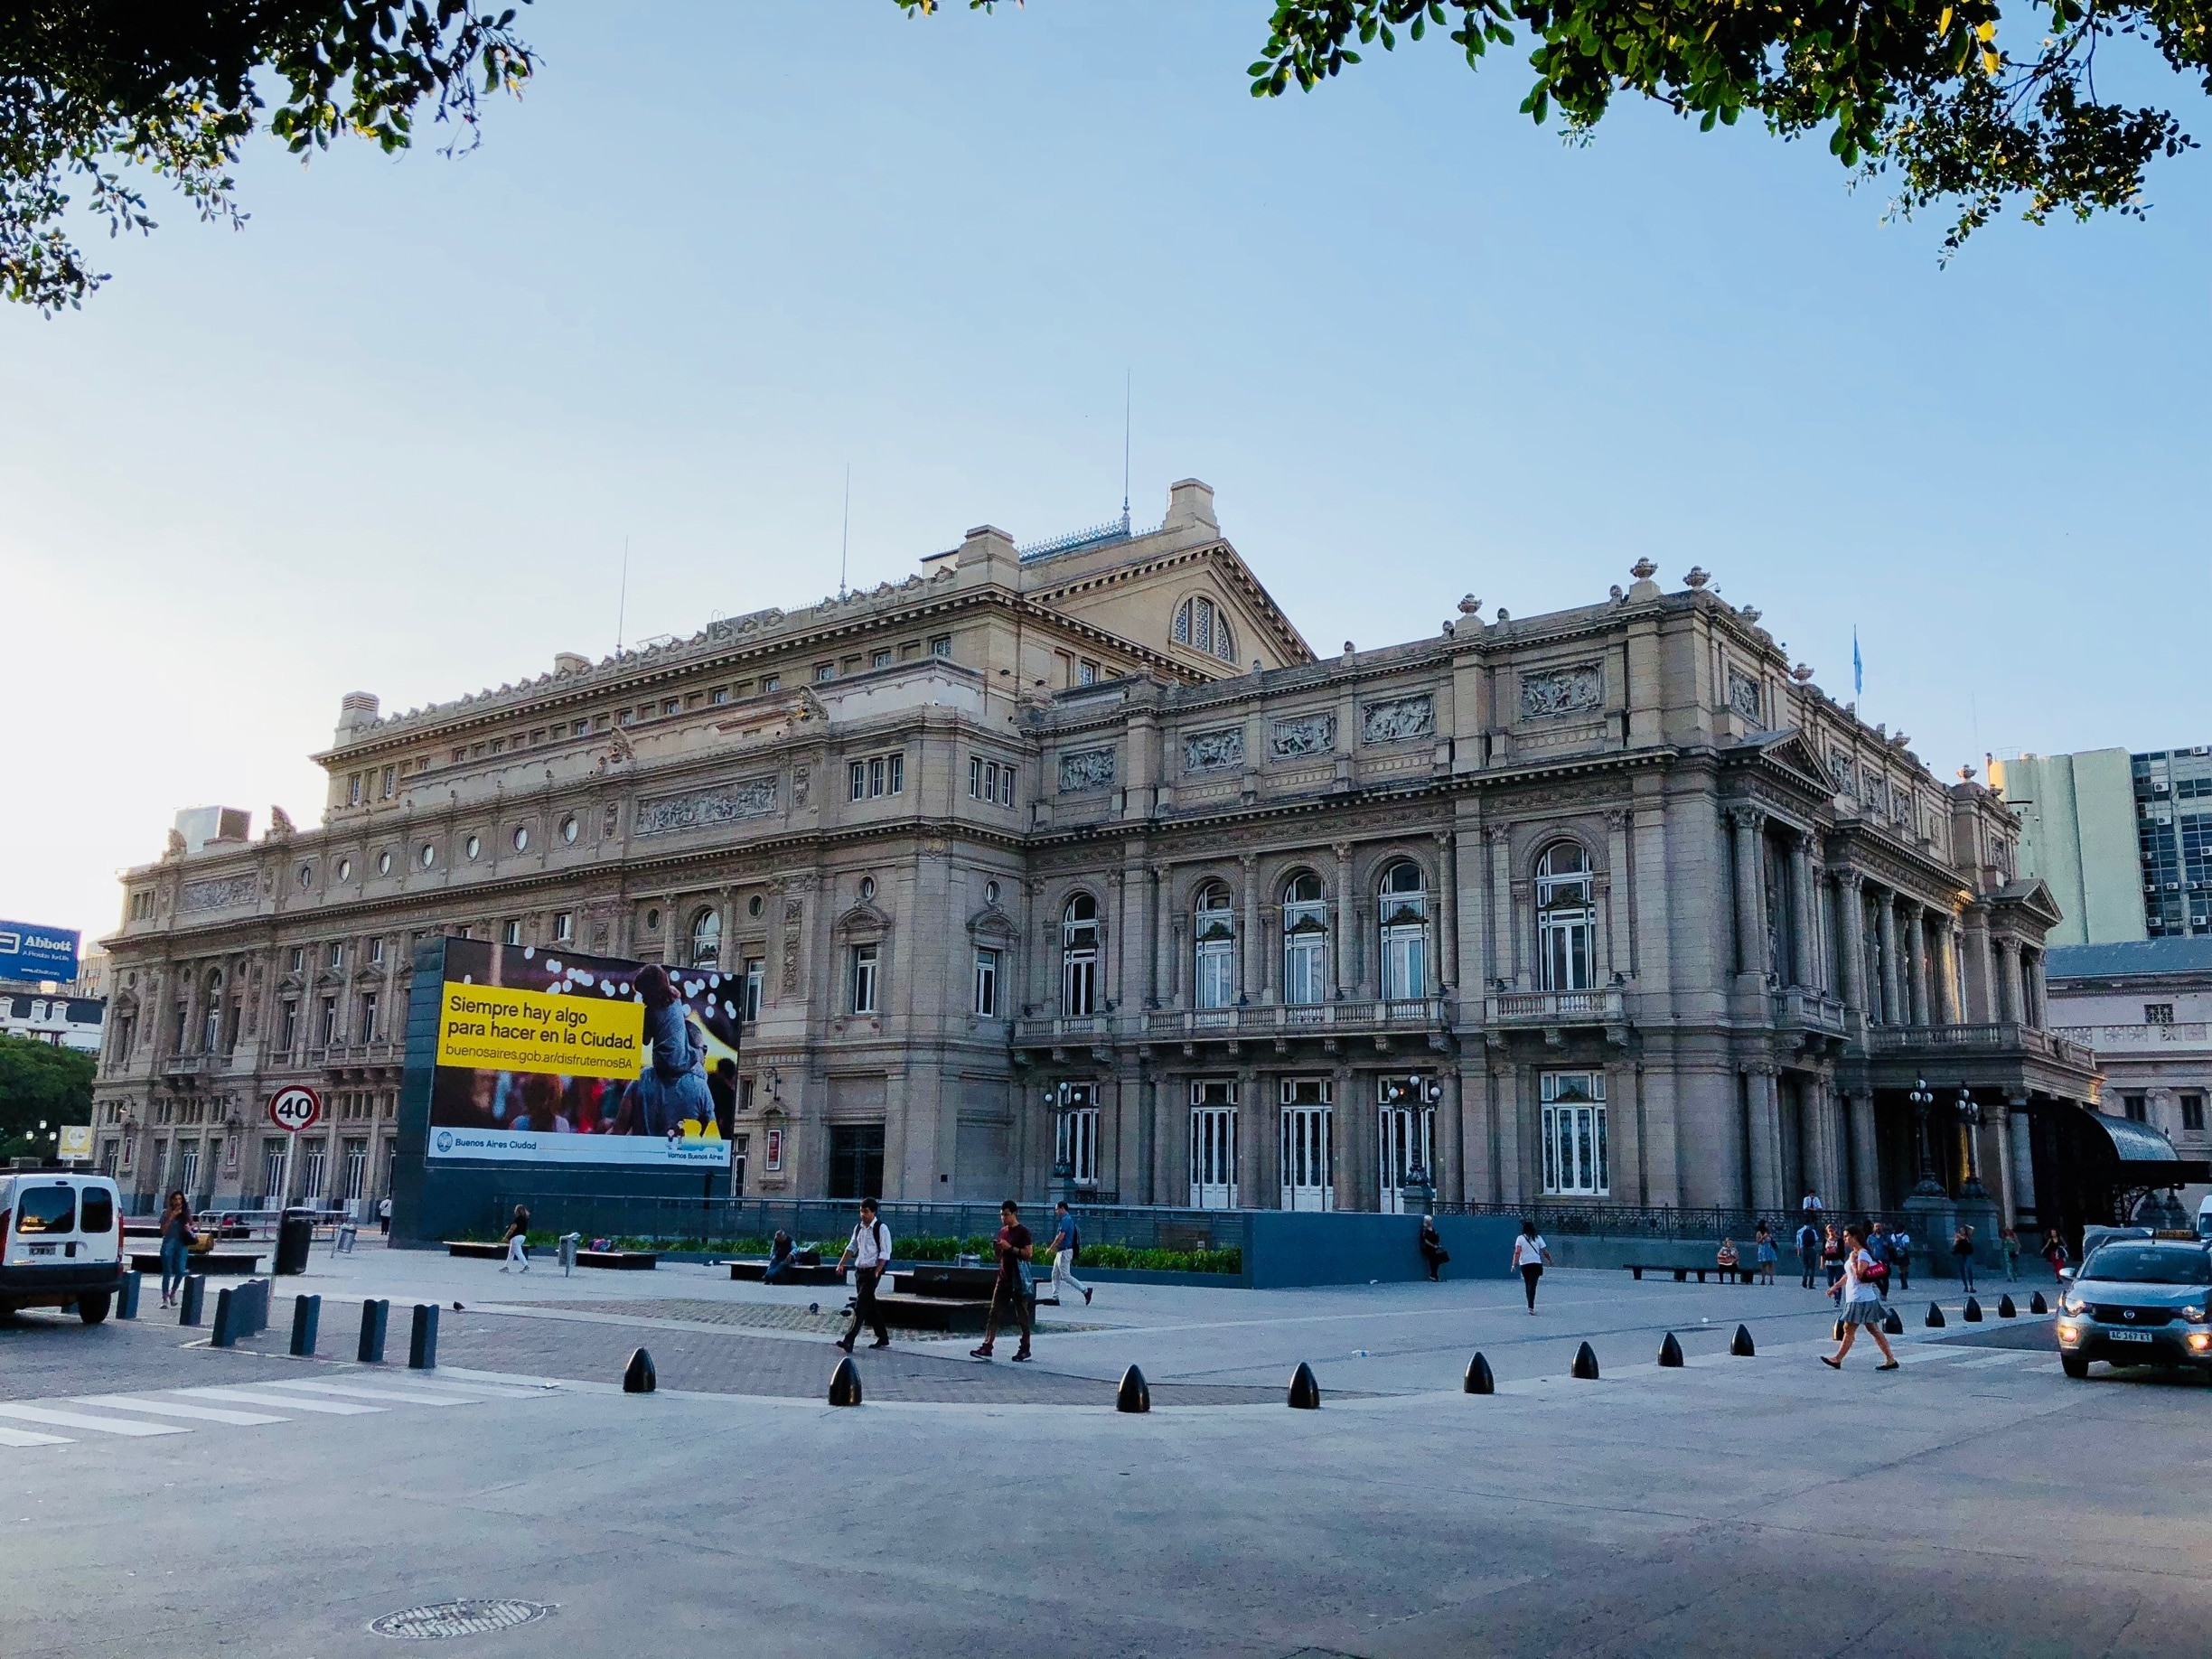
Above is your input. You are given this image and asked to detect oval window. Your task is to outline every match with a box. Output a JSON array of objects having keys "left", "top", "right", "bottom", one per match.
[
  {"left": 297, "top": 864, "right": 313, "bottom": 890},
  {"left": 337, "top": 858, "right": 352, "bottom": 883},
  {"left": 379, "top": 849, "right": 394, "bottom": 876},
  {"left": 512, "top": 825, "right": 530, "bottom": 853},
  {"left": 464, "top": 834, "right": 481, "bottom": 861},
  {"left": 859, "top": 876, "right": 876, "bottom": 901},
  {"left": 561, "top": 814, "right": 579, "bottom": 844},
  {"left": 984, "top": 879, "right": 1001, "bottom": 905},
  {"left": 419, "top": 843, "right": 437, "bottom": 869},
  {"left": 747, "top": 894, "right": 764, "bottom": 918},
  {"left": 645, "top": 907, "right": 661, "bottom": 931}
]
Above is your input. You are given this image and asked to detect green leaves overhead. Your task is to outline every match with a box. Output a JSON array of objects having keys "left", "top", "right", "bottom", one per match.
[
  {"left": 1241, "top": 0, "right": 2204, "bottom": 252},
  {"left": 2, "top": 3, "right": 536, "bottom": 313}
]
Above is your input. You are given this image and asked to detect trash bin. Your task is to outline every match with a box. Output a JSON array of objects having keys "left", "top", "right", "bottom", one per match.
[
  {"left": 558, "top": 1233, "right": 580, "bottom": 1277},
  {"left": 275, "top": 1210, "right": 315, "bottom": 1276}
]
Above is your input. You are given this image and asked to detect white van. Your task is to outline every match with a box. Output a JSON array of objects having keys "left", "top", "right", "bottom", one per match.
[{"left": 0, "top": 1169, "right": 126, "bottom": 1323}]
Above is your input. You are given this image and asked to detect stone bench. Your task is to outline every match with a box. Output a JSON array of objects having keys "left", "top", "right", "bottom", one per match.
[
  {"left": 446, "top": 1241, "right": 655, "bottom": 1269},
  {"left": 728, "top": 1259, "right": 846, "bottom": 1286},
  {"left": 1626, "top": 1263, "right": 1761, "bottom": 1285},
  {"left": 867, "top": 1292, "right": 992, "bottom": 1334},
  {"left": 129, "top": 1250, "right": 261, "bottom": 1277}
]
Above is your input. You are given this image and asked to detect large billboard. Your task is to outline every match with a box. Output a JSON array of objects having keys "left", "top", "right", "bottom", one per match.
[
  {"left": 419, "top": 938, "right": 738, "bottom": 1167},
  {"left": 0, "top": 921, "right": 80, "bottom": 984}
]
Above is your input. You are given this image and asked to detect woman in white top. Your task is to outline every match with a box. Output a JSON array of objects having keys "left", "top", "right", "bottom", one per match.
[
  {"left": 1823, "top": 1222, "right": 1899, "bottom": 1371},
  {"left": 1510, "top": 1220, "right": 1551, "bottom": 1314}
]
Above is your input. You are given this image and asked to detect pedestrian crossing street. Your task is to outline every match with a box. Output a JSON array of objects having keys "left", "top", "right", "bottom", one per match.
[{"left": 0, "top": 1372, "right": 557, "bottom": 1451}]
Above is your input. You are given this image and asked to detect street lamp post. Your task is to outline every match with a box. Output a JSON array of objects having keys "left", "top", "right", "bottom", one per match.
[
  {"left": 1955, "top": 1086, "right": 1987, "bottom": 1196},
  {"left": 1908, "top": 1077, "right": 1945, "bottom": 1195}
]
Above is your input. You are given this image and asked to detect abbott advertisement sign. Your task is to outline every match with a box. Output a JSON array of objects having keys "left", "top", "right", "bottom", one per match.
[{"left": 421, "top": 938, "right": 737, "bottom": 1167}]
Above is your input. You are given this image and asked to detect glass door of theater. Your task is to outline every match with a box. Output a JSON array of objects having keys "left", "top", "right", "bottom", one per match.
[
  {"left": 1279, "top": 1078, "right": 1334, "bottom": 1211},
  {"left": 1377, "top": 1099, "right": 1434, "bottom": 1214},
  {"left": 1189, "top": 1081, "right": 1238, "bottom": 1209}
]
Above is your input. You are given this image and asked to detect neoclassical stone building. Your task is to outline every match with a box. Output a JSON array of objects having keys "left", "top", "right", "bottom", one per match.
[{"left": 92, "top": 480, "right": 2103, "bottom": 1228}]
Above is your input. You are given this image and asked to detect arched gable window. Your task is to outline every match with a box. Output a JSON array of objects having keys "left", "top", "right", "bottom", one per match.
[
  {"left": 689, "top": 906, "right": 722, "bottom": 967},
  {"left": 1281, "top": 873, "right": 1329, "bottom": 1006},
  {"left": 1194, "top": 882, "right": 1237, "bottom": 1009},
  {"left": 1062, "top": 893, "right": 1101, "bottom": 1017},
  {"left": 1535, "top": 842, "right": 1595, "bottom": 991},
  {"left": 1173, "top": 595, "right": 1239, "bottom": 665},
  {"left": 1377, "top": 862, "right": 1429, "bottom": 1001}
]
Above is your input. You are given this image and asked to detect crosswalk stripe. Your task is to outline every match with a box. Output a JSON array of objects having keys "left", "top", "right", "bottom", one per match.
[
  {"left": 73, "top": 1394, "right": 289, "bottom": 1425},
  {"left": 0, "top": 1424, "right": 73, "bottom": 1447},
  {"left": 255, "top": 1379, "right": 482, "bottom": 1407},
  {"left": 0, "top": 1403, "right": 188, "bottom": 1438},
  {"left": 178, "top": 1387, "right": 383, "bottom": 1415}
]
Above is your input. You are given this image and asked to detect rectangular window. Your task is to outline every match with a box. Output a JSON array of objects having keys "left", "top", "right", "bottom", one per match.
[
  {"left": 827, "top": 1123, "right": 884, "bottom": 1201},
  {"left": 327, "top": 942, "right": 343, "bottom": 970},
  {"left": 849, "top": 943, "right": 879, "bottom": 1015},
  {"left": 360, "top": 991, "right": 379, "bottom": 1044},
  {"left": 289, "top": 946, "right": 305, "bottom": 973},
  {"left": 319, "top": 996, "right": 339, "bottom": 1046},
  {"left": 762, "top": 674, "right": 780, "bottom": 692},
  {"left": 930, "top": 636, "right": 951, "bottom": 658},
  {"left": 999, "top": 765, "right": 1014, "bottom": 807},
  {"left": 1079, "top": 659, "right": 1099, "bottom": 686},
  {"left": 278, "top": 1000, "right": 298, "bottom": 1052},
  {"left": 1056, "top": 1097, "right": 1100, "bottom": 1186},
  {"left": 348, "top": 774, "right": 362, "bottom": 806},
  {"left": 970, "top": 756, "right": 985, "bottom": 799},
  {"left": 710, "top": 688, "right": 729, "bottom": 706},
  {"left": 871, "top": 649, "right": 892, "bottom": 669},
  {"left": 2123, "top": 1092, "right": 2149, "bottom": 1122},
  {"left": 743, "top": 958, "right": 764, "bottom": 1023},
  {"left": 618, "top": 709, "right": 633, "bottom": 726},
  {"left": 259, "top": 1139, "right": 287, "bottom": 1201},
  {"left": 814, "top": 662, "right": 835, "bottom": 683},
  {"left": 663, "top": 698, "right": 680, "bottom": 717},
  {"left": 973, "top": 948, "right": 1001, "bottom": 1017},
  {"left": 554, "top": 911, "right": 574, "bottom": 942},
  {"left": 2146, "top": 1003, "right": 2176, "bottom": 1025},
  {"left": 300, "top": 1140, "right": 327, "bottom": 1202},
  {"left": 380, "top": 765, "right": 395, "bottom": 799},
  {"left": 1539, "top": 1070, "right": 1609, "bottom": 1195},
  {"left": 114, "top": 1012, "right": 136, "bottom": 1061},
  {"left": 2183, "top": 1094, "right": 2207, "bottom": 1133},
  {"left": 490, "top": 738, "right": 505, "bottom": 755},
  {"left": 368, "top": 936, "right": 384, "bottom": 964},
  {"left": 850, "top": 761, "right": 867, "bottom": 801},
  {"left": 502, "top": 919, "right": 522, "bottom": 946}
]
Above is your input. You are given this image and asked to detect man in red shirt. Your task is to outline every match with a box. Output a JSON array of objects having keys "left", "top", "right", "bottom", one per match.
[{"left": 970, "top": 1199, "right": 1034, "bottom": 1363}]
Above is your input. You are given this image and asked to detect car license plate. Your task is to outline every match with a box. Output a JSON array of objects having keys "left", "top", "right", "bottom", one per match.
[
  {"left": 2110, "top": 1328, "right": 2154, "bottom": 1343},
  {"left": 28, "top": 1244, "right": 54, "bottom": 1257}
]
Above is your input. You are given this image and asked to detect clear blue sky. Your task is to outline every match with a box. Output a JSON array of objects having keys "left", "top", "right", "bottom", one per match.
[{"left": 4, "top": 0, "right": 2206, "bottom": 948}]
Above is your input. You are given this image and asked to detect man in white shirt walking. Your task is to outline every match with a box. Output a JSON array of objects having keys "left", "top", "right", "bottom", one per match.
[
  {"left": 1046, "top": 1200, "right": 1093, "bottom": 1307},
  {"left": 836, "top": 1197, "right": 893, "bottom": 1354}
]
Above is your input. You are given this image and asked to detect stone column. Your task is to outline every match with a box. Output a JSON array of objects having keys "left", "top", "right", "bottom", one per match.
[
  {"left": 1837, "top": 871, "right": 1868, "bottom": 1013},
  {"left": 2008, "top": 1099, "right": 2037, "bottom": 1223},
  {"left": 2025, "top": 951, "right": 2047, "bottom": 1028},
  {"left": 1747, "top": 1065, "right": 1784, "bottom": 1214},
  {"left": 1787, "top": 832, "right": 1815, "bottom": 988},
  {"left": 1905, "top": 903, "right": 1932, "bottom": 1026},
  {"left": 1240, "top": 854, "right": 1262, "bottom": 1007},
  {"left": 1152, "top": 863, "right": 1175, "bottom": 1010},
  {"left": 1996, "top": 936, "right": 2024, "bottom": 1026},
  {"left": 1848, "top": 1090, "right": 1880, "bottom": 1210},
  {"left": 1332, "top": 843, "right": 1355, "bottom": 999},
  {"left": 1433, "top": 832, "right": 1457, "bottom": 993},
  {"left": 1876, "top": 891, "right": 1901, "bottom": 1025},
  {"left": 1968, "top": 914, "right": 1996, "bottom": 1022},
  {"left": 1730, "top": 807, "right": 1765, "bottom": 979},
  {"left": 1939, "top": 918, "right": 1965, "bottom": 1023},
  {"left": 1604, "top": 810, "right": 1633, "bottom": 985},
  {"left": 1331, "top": 1060, "right": 1359, "bottom": 1211},
  {"left": 1486, "top": 829, "right": 1514, "bottom": 994}
]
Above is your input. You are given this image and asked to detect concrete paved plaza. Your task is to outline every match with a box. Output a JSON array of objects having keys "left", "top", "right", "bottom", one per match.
[{"left": 4, "top": 1242, "right": 2206, "bottom": 1656}]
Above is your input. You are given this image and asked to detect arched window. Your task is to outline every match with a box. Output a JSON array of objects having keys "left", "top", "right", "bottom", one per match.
[
  {"left": 1062, "top": 894, "right": 1101, "bottom": 1017},
  {"left": 689, "top": 906, "right": 722, "bottom": 967},
  {"left": 1173, "top": 595, "right": 1239, "bottom": 664},
  {"left": 1378, "top": 862, "right": 1429, "bottom": 1001},
  {"left": 1281, "top": 873, "right": 1329, "bottom": 1006},
  {"left": 1194, "top": 882, "right": 1237, "bottom": 1009},
  {"left": 1535, "top": 842, "right": 1595, "bottom": 991}
]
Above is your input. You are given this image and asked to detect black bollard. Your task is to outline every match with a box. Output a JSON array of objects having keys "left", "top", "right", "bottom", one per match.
[
  {"left": 2029, "top": 1291, "right": 2048, "bottom": 1315},
  {"left": 290, "top": 1294, "right": 321, "bottom": 1357},
  {"left": 1465, "top": 1353, "right": 1495, "bottom": 1393},
  {"left": 1998, "top": 1294, "right": 2017, "bottom": 1319},
  {"left": 1730, "top": 1324, "right": 1756, "bottom": 1357},
  {"left": 358, "top": 1298, "right": 389, "bottom": 1363},
  {"left": 1657, "top": 1333, "right": 1684, "bottom": 1368},
  {"left": 623, "top": 1347, "right": 657, "bottom": 1393},
  {"left": 1571, "top": 1341, "right": 1600, "bottom": 1381},
  {"left": 1964, "top": 1297, "right": 1983, "bottom": 1323},
  {"left": 116, "top": 1271, "right": 140, "bottom": 1320},
  {"left": 211, "top": 1286, "right": 239, "bottom": 1348},
  {"left": 178, "top": 1273, "right": 205, "bottom": 1327},
  {"left": 408, "top": 1304, "right": 440, "bottom": 1369},
  {"left": 1117, "top": 1365, "right": 1151, "bottom": 1413},
  {"left": 828, "top": 1355, "right": 863, "bottom": 1407},
  {"left": 1883, "top": 1308, "right": 1905, "bottom": 1336},
  {"left": 1288, "top": 1361, "right": 1321, "bottom": 1410},
  {"left": 1926, "top": 1302, "right": 1945, "bottom": 1328}
]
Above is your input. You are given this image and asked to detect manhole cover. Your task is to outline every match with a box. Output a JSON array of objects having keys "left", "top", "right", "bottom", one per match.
[{"left": 369, "top": 1600, "right": 555, "bottom": 1639}]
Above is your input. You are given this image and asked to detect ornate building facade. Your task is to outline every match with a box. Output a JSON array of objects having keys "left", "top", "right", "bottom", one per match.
[{"left": 91, "top": 479, "right": 2101, "bottom": 1225}]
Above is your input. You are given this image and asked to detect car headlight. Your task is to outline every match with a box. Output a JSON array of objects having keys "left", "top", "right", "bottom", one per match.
[
  {"left": 2183, "top": 1305, "right": 2207, "bottom": 1323},
  {"left": 2060, "top": 1291, "right": 2084, "bottom": 1316}
]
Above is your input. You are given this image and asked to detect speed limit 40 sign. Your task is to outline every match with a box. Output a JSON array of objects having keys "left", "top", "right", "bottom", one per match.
[{"left": 267, "top": 1084, "right": 323, "bottom": 1135}]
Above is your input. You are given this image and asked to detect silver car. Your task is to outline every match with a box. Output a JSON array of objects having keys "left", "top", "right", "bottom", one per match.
[{"left": 2055, "top": 1239, "right": 2212, "bottom": 1381}]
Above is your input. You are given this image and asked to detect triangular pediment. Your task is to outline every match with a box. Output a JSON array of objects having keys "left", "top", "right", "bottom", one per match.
[{"left": 1992, "top": 877, "right": 2067, "bottom": 928}]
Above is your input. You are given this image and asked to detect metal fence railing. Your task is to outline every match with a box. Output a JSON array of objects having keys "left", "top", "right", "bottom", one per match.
[
  {"left": 1429, "top": 1201, "right": 1979, "bottom": 1248},
  {"left": 483, "top": 1193, "right": 1251, "bottom": 1259}
]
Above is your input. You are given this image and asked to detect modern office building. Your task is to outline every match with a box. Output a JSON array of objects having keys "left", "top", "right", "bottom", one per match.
[
  {"left": 1992, "top": 745, "right": 2212, "bottom": 945},
  {"left": 93, "top": 481, "right": 2113, "bottom": 1230}
]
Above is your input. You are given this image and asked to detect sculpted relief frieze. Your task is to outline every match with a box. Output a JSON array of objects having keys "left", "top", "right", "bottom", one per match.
[
  {"left": 177, "top": 873, "right": 260, "bottom": 913},
  {"left": 1058, "top": 747, "right": 1117, "bottom": 792},
  {"left": 635, "top": 776, "right": 778, "bottom": 837},
  {"left": 1519, "top": 664, "right": 1602, "bottom": 719},
  {"left": 1183, "top": 727, "right": 1244, "bottom": 773},
  {"left": 1270, "top": 711, "right": 1335, "bottom": 759},
  {"left": 1727, "top": 668, "right": 1764, "bottom": 724},
  {"left": 1359, "top": 693, "right": 1434, "bottom": 745}
]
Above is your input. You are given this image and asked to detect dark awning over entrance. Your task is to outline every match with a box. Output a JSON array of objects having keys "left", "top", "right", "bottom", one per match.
[{"left": 2079, "top": 1110, "right": 2212, "bottom": 1185}]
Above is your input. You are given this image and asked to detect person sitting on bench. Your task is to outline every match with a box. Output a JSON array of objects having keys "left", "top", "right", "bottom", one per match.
[
  {"left": 763, "top": 1231, "right": 799, "bottom": 1283},
  {"left": 1715, "top": 1237, "right": 1739, "bottom": 1275}
]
